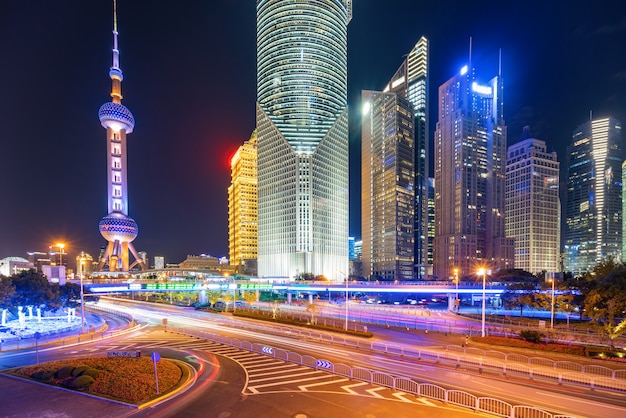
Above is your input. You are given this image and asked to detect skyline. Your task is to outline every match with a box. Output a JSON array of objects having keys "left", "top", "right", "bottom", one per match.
[{"left": 2, "top": 1, "right": 626, "bottom": 265}]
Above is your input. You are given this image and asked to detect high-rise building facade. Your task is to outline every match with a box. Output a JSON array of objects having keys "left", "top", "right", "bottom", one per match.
[
  {"left": 384, "top": 37, "right": 429, "bottom": 279},
  {"left": 434, "top": 63, "right": 514, "bottom": 279},
  {"left": 505, "top": 129, "right": 560, "bottom": 275},
  {"left": 229, "top": 131, "right": 258, "bottom": 272},
  {"left": 256, "top": 0, "right": 351, "bottom": 280},
  {"left": 564, "top": 116, "right": 623, "bottom": 275},
  {"left": 362, "top": 91, "right": 415, "bottom": 281},
  {"left": 427, "top": 177, "right": 435, "bottom": 275},
  {"left": 96, "top": 1, "right": 145, "bottom": 272}
]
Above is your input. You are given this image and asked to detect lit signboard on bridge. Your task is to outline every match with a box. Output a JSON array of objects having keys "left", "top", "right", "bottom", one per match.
[
  {"left": 143, "top": 283, "right": 205, "bottom": 291},
  {"left": 238, "top": 283, "right": 273, "bottom": 290}
]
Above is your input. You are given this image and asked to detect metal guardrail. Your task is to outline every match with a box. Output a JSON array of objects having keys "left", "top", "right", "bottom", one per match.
[{"left": 167, "top": 326, "right": 573, "bottom": 418}]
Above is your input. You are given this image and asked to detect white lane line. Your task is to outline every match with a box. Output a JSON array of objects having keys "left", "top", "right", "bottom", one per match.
[
  {"left": 299, "top": 378, "right": 350, "bottom": 391},
  {"left": 417, "top": 398, "right": 437, "bottom": 406},
  {"left": 248, "top": 370, "right": 325, "bottom": 383},
  {"left": 341, "top": 382, "right": 368, "bottom": 395},
  {"left": 238, "top": 358, "right": 279, "bottom": 366},
  {"left": 365, "top": 387, "right": 386, "bottom": 398},
  {"left": 392, "top": 392, "right": 415, "bottom": 403},
  {"left": 248, "top": 374, "right": 334, "bottom": 390}
]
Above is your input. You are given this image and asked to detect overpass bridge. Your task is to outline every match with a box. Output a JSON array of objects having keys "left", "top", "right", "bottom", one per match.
[{"left": 83, "top": 279, "right": 506, "bottom": 309}]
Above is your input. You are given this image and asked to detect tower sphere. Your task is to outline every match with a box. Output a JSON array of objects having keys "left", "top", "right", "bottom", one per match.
[
  {"left": 99, "top": 212, "right": 138, "bottom": 243},
  {"left": 98, "top": 102, "right": 135, "bottom": 133}
]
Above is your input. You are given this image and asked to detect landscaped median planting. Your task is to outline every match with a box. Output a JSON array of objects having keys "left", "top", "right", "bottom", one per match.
[{"left": 7, "top": 357, "right": 184, "bottom": 404}]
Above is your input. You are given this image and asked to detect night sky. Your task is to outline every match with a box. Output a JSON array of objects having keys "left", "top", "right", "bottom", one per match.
[{"left": 1, "top": 1, "right": 625, "bottom": 266}]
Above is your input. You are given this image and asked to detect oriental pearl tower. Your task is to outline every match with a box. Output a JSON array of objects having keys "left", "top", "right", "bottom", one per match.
[{"left": 97, "top": 0, "right": 146, "bottom": 272}]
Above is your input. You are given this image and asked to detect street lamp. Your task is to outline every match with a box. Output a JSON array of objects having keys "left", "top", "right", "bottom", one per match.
[
  {"left": 55, "top": 243, "right": 65, "bottom": 266},
  {"left": 80, "top": 261, "right": 85, "bottom": 333},
  {"left": 453, "top": 268, "right": 459, "bottom": 311},
  {"left": 338, "top": 271, "right": 348, "bottom": 330},
  {"left": 549, "top": 275, "right": 555, "bottom": 329},
  {"left": 477, "top": 267, "right": 486, "bottom": 337}
]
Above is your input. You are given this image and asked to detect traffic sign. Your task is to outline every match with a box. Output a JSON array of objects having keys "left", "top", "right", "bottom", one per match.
[
  {"left": 261, "top": 346, "right": 273, "bottom": 355},
  {"left": 316, "top": 359, "right": 332, "bottom": 369},
  {"left": 151, "top": 352, "right": 161, "bottom": 363}
]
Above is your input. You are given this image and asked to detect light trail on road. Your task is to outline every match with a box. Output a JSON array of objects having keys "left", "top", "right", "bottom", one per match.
[{"left": 99, "top": 299, "right": 626, "bottom": 418}]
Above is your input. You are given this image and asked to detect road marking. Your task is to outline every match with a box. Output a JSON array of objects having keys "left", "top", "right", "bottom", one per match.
[
  {"left": 249, "top": 370, "right": 324, "bottom": 384},
  {"left": 248, "top": 375, "right": 334, "bottom": 390},
  {"left": 299, "top": 378, "right": 349, "bottom": 391},
  {"left": 238, "top": 358, "right": 277, "bottom": 366},
  {"left": 341, "top": 382, "right": 368, "bottom": 395},
  {"left": 392, "top": 392, "right": 415, "bottom": 403},
  {"left": 417, "top": 397, "right": 437, "bottom": 406},
  {"left": 246, "top": 364, "right": 299, "bottom": 372},
  {"left": 365, "top": 387, "right": 386, "bottom": 398}
]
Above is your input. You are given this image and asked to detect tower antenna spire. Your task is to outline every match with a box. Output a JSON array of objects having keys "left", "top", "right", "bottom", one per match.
[{"left": 109, "top": 0, "right": 123, "bottom": 103}]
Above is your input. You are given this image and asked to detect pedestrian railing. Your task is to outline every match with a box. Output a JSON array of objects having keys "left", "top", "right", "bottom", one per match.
[{"left": 166, "top": 326, "right": 575, "bottom": 418}]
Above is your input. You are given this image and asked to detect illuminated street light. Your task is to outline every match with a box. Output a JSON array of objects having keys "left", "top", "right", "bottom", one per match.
[
  {"left": 453, "top": 268, "right": 459, "bottom": 311},
  {"left": 549, "top": 275, "right": 555, "bottom": 329},
  {"left": 338, "top": 271, "right": 348, "bottom": 330},
  {"left": 477, "top": 267, "right": 486, "bottom": 337},
  {"left": 55, "top": 243, "right": 65, "bottom": 266},
  {"left": 80, "top": 260, "right": 85, "bottom": 333}
]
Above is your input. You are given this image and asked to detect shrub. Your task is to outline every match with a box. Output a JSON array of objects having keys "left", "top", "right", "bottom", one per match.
[
  {"left": 72, "top": 366, "right": 89, "bottom": 377},
  {"left": 31, "top": 370, "right": 54, "bottom": 382},
  {"left": 519, "top": 330, "right": 544, "bottom": 343},
  {"left": 55, "top": 366, "right": 75, "bottom": 379},
  {"left": 80, "top": 368, "right": 101, "bottom": 379},
  {"left": 72, "top": 375, "right": 95, "bottom": 390}
]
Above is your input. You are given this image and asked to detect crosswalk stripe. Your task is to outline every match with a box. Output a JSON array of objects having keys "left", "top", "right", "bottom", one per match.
[
  {"left": 248, "top": 374, "right": 334, "bottom": 390},
  {"left": 298, "top": 378, "right": 349, "bottom": 391},
  {"left": 246, "top": 363, "right": 299, "bottom": 372},
  {"left": 239, "top": 358, "right": 277, "bottom": 366},
  {"left": 248, "top": 368, "right": 320, "bottom": 382}
]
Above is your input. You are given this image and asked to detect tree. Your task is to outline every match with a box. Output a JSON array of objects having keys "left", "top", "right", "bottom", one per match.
[
  {"left": 11, "top": 270, "right": 59, "bottom": 312},
  {"left": 59, "top": 282, "right": 81, "bottom": 308},
  {"left": 206, "top": 290, "right": 221, "bottom": 306},
  {"left": 583, "top": 264, "right": 626, "bottom": 348},
  {"left": 501, "top": 282, "right": 539, "bottom": 317},
  {"left": 306, "top": 301, "right": 321, "bottom": 325},
  {"left": 0, "top": 276, "right": 15, "bottom": 310},
  {"left": 242, "top": 290, "right": 258, "bottom": 306}
]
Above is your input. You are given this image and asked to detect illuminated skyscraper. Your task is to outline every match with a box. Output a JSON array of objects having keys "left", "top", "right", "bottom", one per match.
[
  {"left": 256, "top": 0, "right": 351, "bottom": 280},
  {"left": 229, "top": 131, "right": 258, "bottom": 272},
  {"left": 97, "top": 1, "right": 145, "bottom": 272},
  {"left": 564, "top": 116, "right": 622, "bottom": 274},
  {"left": 362, "top": 91, "right": 414, "bottom": 281},
  {"left": 384, "top": 37, "right": 429, "bottom": 279},
  {"left": 434, "top": 60, "right": 514, "bottom": 279},
  {"left": 505, "top": 128, "right": 560, "bottom": 275}
]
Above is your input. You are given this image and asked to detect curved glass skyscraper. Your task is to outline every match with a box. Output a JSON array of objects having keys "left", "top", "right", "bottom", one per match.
[{"left": 256, "top": 0, "right": 351, "bottom": 280}]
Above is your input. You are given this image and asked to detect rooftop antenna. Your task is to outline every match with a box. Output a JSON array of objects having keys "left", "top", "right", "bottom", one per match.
[
  {"left": 590, "top": 110, "right": 593, "bottom": 121},
  {"left": 468, "top": 36, "right": 472, "bottom": 75}
]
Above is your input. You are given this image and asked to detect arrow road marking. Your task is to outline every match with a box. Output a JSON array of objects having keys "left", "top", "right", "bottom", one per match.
[
  {"left": 392, "top": 392, "right": 415, "bottom": 403},
  {"left": 417, "top": 397, "right": 437, "bottom": 406},
  {"left": 365, "top": 387, "right": 386, "bottom": 398}
]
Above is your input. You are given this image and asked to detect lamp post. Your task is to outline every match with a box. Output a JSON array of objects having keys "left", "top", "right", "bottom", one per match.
[
  {"left": 80, "top": 261, "right": 85, "bottom": 333},
  {"left": 453, "top": 268, "right": 459, "bottom": 311},
  {"left": 550, "top": 275, "right": 555, "bottom": 329},
  {"left": 338, "top": 271, "right": 348, "bottom": 330},
  {"left": 477, "top": 268, "right": 486, "bottom": 337},
  {"left": 56, "top": 243, "right": 65, "bottom": 266}
]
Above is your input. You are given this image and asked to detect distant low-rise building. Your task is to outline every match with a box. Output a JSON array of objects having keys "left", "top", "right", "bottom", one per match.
[{"left": 0, "top": 257, "right": 34, "bottom": 277}]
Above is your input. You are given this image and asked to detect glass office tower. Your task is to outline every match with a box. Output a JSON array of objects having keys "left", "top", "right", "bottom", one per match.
[
  {"left": 256, "top": 0, "right": 351, "bottom": 280},
  {"left": 433, "top": 63, "right": 514, "bottom": 279},
  {"left": 384, "top": 37, "right": 429, "bottom": 279},
  {"left": 564, "top": 117, "right": 623, "bottom": 275},
  {"left": 362, "top": 91, "right": 415, "bottom": 281}
]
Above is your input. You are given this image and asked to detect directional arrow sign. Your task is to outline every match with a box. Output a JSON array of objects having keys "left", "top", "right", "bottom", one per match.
[
  {"left": 316, "top": 359, "right": 332, "bottom": 369},
  {"left": 261, "top": 346, "right": 273, "bottom": 355}
]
